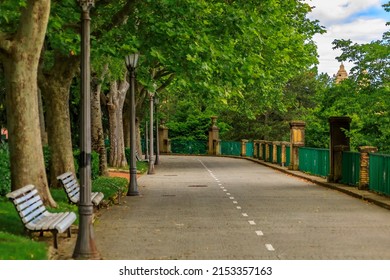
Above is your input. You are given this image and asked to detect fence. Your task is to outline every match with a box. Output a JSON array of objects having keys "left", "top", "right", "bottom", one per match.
[
  {"left": 170, "top": 139, "right": 207, "bottom": 155},
  {"left": 341, "top": 151, "right": 360, "bottom": 186},
  {"left": 369, "top": 153, "right": 390, "bottom": 196},
  {"left": 298, "top": 147, "right": 329, "bottom": 177},
  {"left": 221, "top": 141, "right": 241, "bottom": 156}
]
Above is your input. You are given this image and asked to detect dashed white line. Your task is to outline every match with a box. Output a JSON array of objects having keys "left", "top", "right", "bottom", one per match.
[
  {"left": 236, "top": 206, "right": 242, "bottom": 209},
  {"left": 248, "top": 220, "right": 256, "bottom": 225},
  {"left": 242, "top": 213, "right": 248, "bottom": 217},
  {"left": 230, "top": 197, "right": 234, "bottom": 200},
  {"left": 226, "top": 193, "right": 230, "bottom": 195},
  {"left": 223, "top": 189, "right": 227, "bottom": 192},
  {"left": 265, "top": 244, "right": 275, "bottom": 251},
  {"left": 233, "top": 201, "right": 238, "bottom": 204},
  {"left": 255, "top": 230, "right": 264, "bottom": 236}
]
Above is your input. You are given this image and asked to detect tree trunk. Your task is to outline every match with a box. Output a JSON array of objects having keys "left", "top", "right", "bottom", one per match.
[
  {"left": 92, "top": 64, "right": 109, "bottom": 176},
  {"left": 107, "top": 80, "right": 128, "bottom": 168},
  {"left": 123, "top": 105, "right": 130, "bottom": 148},
  {"left": 38, "top": 55, "right": 78, "bottom": 188},
  {"left": 0, "top": 0, "right": 56, "bottom": 207},
  {"left": 38, "top": 89, "right": 48, "bottom": 146}
]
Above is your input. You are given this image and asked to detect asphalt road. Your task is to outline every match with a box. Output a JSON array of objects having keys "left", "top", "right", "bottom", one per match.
[{"left": 94, "top": 155, "right": 390, "bottom": 260}]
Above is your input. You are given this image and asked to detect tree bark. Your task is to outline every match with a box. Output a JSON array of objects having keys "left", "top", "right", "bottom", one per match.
[
  {"left": 0, "top": 0, "right": 56, "bottom": 207},
  {"left": 92, "top": 64, "right": 109, "bottom": 176},
  {"left": 38, "top": 89, "right": 48, "bottom": 146},
  {"left": 107, "top": 79, "right": 129, "bottom": 168},
  {"left": 38, "top": 55, "right": 78, "bottom": 188}
]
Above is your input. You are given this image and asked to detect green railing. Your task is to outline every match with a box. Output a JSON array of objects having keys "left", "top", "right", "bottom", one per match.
[
  {"left": 170, "top": 139, "right": 207, "bottom": 155},
  {"left": 246, "top": 142, "right": 254, "bottom": 157},
  {"left": 276, "top": 145, "right": 282, "bottom": 165},
  {"left": 286, "top": 146, "right": 291, "bottom": 167},
  {"left": 299, "top": 147, "right": 329, "bottom": 177},
  {"left": 221, "top": 141, "right": 241, "bottom": 156},
  {"left": 341, "top": 151, "right": 360, "bottom": 186},
  {"left": 369, "top": 153, "right": 390, "bottom": 196}
]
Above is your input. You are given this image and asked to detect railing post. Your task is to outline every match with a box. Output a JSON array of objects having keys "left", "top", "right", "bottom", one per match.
[
  {"left": 281, "top": 141, "right": 289, "bottom": 167},
  {"left": 259, "top": 140, "right": 264, "bottom": 160},
  {"left": 253, "top": 140, "right": 259, "bottom": 158},
  {"left": 289, "top": 121, "right": 306, "bottom": 170},
  {"left": 241, "top": 139, "right": 248, "bottom": 157},
  {"left": 159, "top": 120, "right": 170, "bottom": 154},
  {"left": 272, "top": 141, "right": 278, "bottom": 164},
  {"left": 358, "top": 146, "right": 378, "bottom": 190},
  {"left": 328, "top": 117, "right": 351, "bottom": 182},
  {"left": 208, "top": 116, "right": 220, "bottom": 155},
  {"left": 265, "top": 141, "right": 270, "bottom": 162}
]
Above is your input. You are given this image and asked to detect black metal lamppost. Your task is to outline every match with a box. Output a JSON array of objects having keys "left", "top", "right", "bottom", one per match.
[
  {"left": 73, "top": 0, "right": 100, "bottom": 259},
  {"left": 147, "top": 86, "right": 155, "bottom": 174},
  {"left": 125, "top": 53, "right": 139, "bottom": 196},
  {"left": 154, "top": 95, "right": 160, "bottom": 165}
]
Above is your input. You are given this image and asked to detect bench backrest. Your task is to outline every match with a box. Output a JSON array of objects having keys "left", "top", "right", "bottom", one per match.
[
  {"left": 56, "top": 172, "right": 79, "bottom": 204},
  {"left": 6, "top": 185, "right": 48, "bottom": 225}
]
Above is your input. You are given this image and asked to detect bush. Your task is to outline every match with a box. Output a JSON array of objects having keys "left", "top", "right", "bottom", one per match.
[
  {"left": 73, "top": 149, "right": 100, "bottom": 180},
  {"left": 0, "top": 144, "right": 11, "bottom": 196},
  {"left": 92, "top": 176, "right": 128, "bottom": 199}
]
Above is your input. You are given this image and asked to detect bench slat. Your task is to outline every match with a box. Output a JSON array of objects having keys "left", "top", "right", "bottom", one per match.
[
  {"left": 14, "top": 189, "right": 39, "bottom": 205},
  {"left": 6, "top": 185, "right": 35, "bottom": 199},
  {"left": 56, "top": 171, "right": 73, "bottom": 181},
  {"left": 16, "top": 195, "right": 41, "bottom": 212},
  {"left": 21, "top": 204, "right": 46, "bottom": 224}
]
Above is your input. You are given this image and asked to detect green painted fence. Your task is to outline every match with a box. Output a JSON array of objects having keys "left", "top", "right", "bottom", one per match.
[
  {"left": 246, "top": 142, "right": 254, "bottom": 157},
  {"left": 299, "top": 147, "right": 329, "bottom": 177},
  {"left": 341, "top": 151, "right": 360, "bottom": 186},
  {"left": 369, "top": 153, "right": 390, "bottom": 196},
  {"left": 286, "top": 146, "right": 291, "bottom": 167},
  {"left": 170, "top": 139, "right": 207, "bottom": 155},
  {"left": 221, "top": 141, "right": 241, "bottom": 156}
]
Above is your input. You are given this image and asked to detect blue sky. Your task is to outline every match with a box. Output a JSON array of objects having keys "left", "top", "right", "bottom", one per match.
[{"left": 304, "top": 0, "right": 389, "bottom": 76}]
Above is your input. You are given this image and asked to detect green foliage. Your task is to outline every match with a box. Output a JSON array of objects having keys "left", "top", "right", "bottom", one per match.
[
  {"left": 0, "top": 144, "right": 11, "bottom": 196},
  {"left": 73, "top": 149, "right": 100, "bottom": 180}
]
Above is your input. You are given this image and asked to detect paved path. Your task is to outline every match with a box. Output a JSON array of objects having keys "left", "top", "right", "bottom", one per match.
[{"left": 94, "top": 155, "right": 390, "bottom": 260}]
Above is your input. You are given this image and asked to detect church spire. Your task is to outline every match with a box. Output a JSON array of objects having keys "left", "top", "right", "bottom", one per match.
[{"left": 335, "top": 63, "right": 348, "bottom": 83}]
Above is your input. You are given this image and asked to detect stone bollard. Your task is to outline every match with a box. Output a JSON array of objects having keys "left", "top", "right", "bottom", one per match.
[
  {"left": 273, "top": 141, "right": 279, "bottom": 164},
  {"left": 208, "top": 116, "right": 220, "bottom": 155},
  {"left": 241, "top": 139, "right": 248, "bottom": 157},
  {"left": 358, "top": 146, "right": 378, "bottom": 190},
  {"left": 253, "top": 140, "right": 259, "bottom": 158},
  {"left": 265, "top": 141, "right": 270, "bottom": 162},
  {"left": 289, "top": 121, "right": 306, "bottom": 170},
  {"left": 281, "top": 141, "right": 290, "bottom": 167},
  {"left": 259, "top": 140, "right": 265, "bottom": 160}
]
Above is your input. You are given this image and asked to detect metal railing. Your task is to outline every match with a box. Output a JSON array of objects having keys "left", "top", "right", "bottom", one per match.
[
  {"left": 170, "top": 139, "right": 208, "bottom": 155},
  {"left": 369, "top": 153, "right": 390, "bottom": 196},
  {"left": 298, "top": 147, "right": 329, "bottom": 177},
  {"left": 341, "top": 151, "right": 360, "bottom": 186},
  {"left": 221, "top": 141, "right": 241, "bottom": 156}
]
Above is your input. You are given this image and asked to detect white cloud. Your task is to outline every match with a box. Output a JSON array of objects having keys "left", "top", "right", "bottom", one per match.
[{"left": 304, "top": 0, "right": 388, "bottom": 76}]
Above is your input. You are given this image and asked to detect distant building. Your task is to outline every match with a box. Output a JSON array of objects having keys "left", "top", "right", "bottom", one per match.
[{"left": 335, "top": 63, "right": 348, "bottom": 84}]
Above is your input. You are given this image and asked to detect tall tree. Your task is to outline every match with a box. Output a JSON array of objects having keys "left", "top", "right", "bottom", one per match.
[{"left": 0, "top": 0, "right": 56, "bottom": 206}]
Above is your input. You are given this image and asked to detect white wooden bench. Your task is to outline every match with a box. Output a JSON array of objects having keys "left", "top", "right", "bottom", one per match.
[
  {"left": 56, "top": 172, "right": 104, "bottom": 208},
  {"left": 6, "top": 185, "right": 76, "bottom": 249}
]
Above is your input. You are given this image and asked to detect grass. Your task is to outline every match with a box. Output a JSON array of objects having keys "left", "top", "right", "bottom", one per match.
[{"left": 0, "top": 176, "right": 129, "bottom": 260}]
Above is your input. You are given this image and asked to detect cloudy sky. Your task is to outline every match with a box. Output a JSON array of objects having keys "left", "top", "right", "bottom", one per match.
[{"left": 304, "top": 0, "right": 389, "bottom": 76}]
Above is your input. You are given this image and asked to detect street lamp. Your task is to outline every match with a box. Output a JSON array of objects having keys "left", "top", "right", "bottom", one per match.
[
  {"left": 125, "top": 53, "right": 139, "bottom": 196},
  {"left": 148, "top": 87, "right": 155, "bottom": 174},
  {"left": 73, "top": 0, "right": 100, "bottom": 259},
  {"left": 154, "top": 96, "right": 160, "bottom": 165}
]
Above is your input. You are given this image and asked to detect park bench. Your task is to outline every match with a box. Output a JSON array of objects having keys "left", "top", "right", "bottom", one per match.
[
  {"left": 57, "top": 172, "right": 104, "bottom": 208},
  {"left": 6, "top": 185, "right": 76, "bottom": 249}
]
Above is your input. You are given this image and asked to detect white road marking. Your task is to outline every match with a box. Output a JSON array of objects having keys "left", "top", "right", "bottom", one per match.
[
  {"left": 223, "top": 189, "right": 227, "bottom": 192},
  {"left": 265, "top": 244, "right": 275, "bottom": 251},
  {"left": 218, "top": 183, "right": 222, "bottom": 186},
  {"left": 233, "top": 201, "right": 238, "bottom": 204},
  {"left": 236, "top": 206, "right": 242, "bottom": 209},
  {"left": 255, "top": 231, "right": 264, "bottom": 236},
  {"left": 226, "top": 193, "right": 230, "bottom": 195},
  {"left": 248, "top": 220, "right": 256, "bottom": 225},
  {"left": 230, "top": 197, "right": 234, "bottom": 200},
  {"left": 242, "top": 213, "right": 248, "bottom": 217}
]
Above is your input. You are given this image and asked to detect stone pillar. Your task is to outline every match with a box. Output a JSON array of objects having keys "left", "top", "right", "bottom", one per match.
[
  {"left": 289, "top": 121, "right": 306, "bottom": 170},
  {"left": 208, "top": 116, "right": 220, "bottom": 155},
  {"left": 253, "top": 140, "right": 259, "bottom": 159},
  {"left": 241, "top": 139, "right": 248, "bottom": 157},
  {"left": 265, "top": 141, "right": 271, "bottom": 162},
  {"left": 328, "top": 117, "right": 351, "bottom": 182},
  {"left": 358, "top": 146, "right": 378, "bottom": 190},
  {"left": 259, "top": 140, "right": 264, "bottom": 160},
  {"left": 281, "top": 141, "right": 290, "bottom": 167},
  {"left": 158, "top": 120, "right": 170, "bottom": 154},
  {"left": 272, "top": 141, "right": 279, "bottom": 164}
]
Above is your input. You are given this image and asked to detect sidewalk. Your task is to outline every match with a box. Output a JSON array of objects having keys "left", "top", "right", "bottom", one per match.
[{"left": 241, "top": 156, "right": 390, "bottom": 211}]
